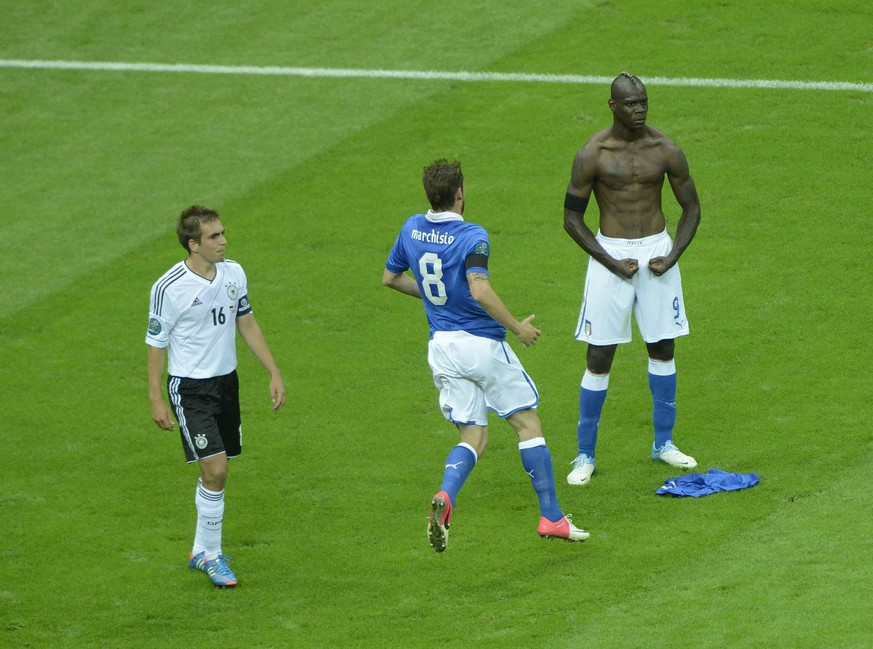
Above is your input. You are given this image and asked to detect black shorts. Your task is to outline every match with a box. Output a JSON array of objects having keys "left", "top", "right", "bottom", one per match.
[{"left": 168, "top": 371, "right": 242, "bottom": 463}]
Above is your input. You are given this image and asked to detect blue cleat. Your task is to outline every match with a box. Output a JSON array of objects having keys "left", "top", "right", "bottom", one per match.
[{"left": 189, "top": 551, "right": 238, "bottom": 588}]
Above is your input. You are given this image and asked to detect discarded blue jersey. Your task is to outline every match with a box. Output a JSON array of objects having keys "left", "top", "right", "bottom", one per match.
[{"left": 656, "top": 469, "right": 760, "bottom": 498}]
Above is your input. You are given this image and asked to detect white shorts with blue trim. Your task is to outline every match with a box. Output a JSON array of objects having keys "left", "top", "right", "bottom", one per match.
[
  {"left": 575, "top": 230, "right": 690, "bottom": 345},
  {"left": 427, "top": 330, "right": 538, "bottom": 426}
]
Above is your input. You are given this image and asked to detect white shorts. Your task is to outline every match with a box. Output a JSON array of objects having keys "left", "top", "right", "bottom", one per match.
[
  {"left": 575, "top": 230, "right": 690, "bottom": 345},
  {"left": 427, "top": 330, "right": 539, "bottom": 426}
]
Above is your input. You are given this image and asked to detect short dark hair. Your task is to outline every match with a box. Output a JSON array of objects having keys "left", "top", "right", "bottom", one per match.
[
  {"left": 177, "top": 205, "right": 220, "bottom": 252},
  {"left": 611, "top": 71, "right": 645, "bottom": 99},
  {"left": 422, "top": 160, "right": 463, "bottom": 211}
]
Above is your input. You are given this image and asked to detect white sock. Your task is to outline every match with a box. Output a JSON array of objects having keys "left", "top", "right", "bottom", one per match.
[{"left": 192, "top": 479, "right": 224, "bottom": 560}]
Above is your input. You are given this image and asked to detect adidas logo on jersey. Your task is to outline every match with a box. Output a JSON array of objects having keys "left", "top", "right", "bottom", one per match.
[{"left": 191, "top": 297, "right": 203, "bottom": 307}]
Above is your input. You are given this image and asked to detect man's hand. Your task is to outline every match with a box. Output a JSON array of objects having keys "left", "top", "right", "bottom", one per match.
[
  {"left": 648, "top": 256, "right": 674, "bottom": 277},
  {"left": 614, "top": 258, "right": 639, "bottom": 279},
  {"left": 515, "top": 315, "right": 542, "bottom": 347},
  {"left": 270, "top": 375, "right": 286, "bottom": 412},
  {"left": 151, "top": 399, "right": 175, "bottom": 430}
]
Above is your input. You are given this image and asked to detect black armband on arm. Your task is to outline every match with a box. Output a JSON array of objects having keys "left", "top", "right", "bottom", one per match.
[
  {"left": 564, "top": 192, "right": 589, "bottom": 214},
  {"left": 465, "top": 253, "right": 489, "bottom": 271}
]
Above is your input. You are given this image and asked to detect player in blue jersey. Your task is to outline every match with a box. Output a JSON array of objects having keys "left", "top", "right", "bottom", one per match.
[
  {"left": 383, "top": 159, "right": 589, "bottom": 552},
  {"left": 563, "top": 73, "right": 701, "bottom": 487},
  {"left": 147, "top": 205, "right": 286, "bottom": 587}
]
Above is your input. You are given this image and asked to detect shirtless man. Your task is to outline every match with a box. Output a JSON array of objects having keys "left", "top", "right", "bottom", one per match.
[{"left": 563, "top": 72, "right": 701, "bottom": 486}]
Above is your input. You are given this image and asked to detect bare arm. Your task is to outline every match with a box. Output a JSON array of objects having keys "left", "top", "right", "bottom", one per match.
[
  {"left": 563, "top": 147, "right": 639, "bottom": 279},
  {"left": 648, "top": 145, "right": 701, "bottom": 276},
  {"left": 147, "top": 345, "right": 175, "bottom": 430},
  {"left": 467, "top": 272, "right": 540, "bottom": 347},
  {"left": 382, "top": 268, "right": 421, "bottom": 299},
  {"left": 236, "top": 313, "right": 286, "bottom": 412}
]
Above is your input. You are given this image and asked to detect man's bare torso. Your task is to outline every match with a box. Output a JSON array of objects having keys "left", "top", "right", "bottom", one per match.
[{"left": 588, "top": 125, "right": 672, "bottom": 239}]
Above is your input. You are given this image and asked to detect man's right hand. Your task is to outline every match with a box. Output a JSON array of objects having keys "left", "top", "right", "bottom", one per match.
[
  {"left": 151, "top": 400, "right": 175, "bottom": 430},
  {"left": 614, "top": 258, "right": 639, "bottom": 279}
]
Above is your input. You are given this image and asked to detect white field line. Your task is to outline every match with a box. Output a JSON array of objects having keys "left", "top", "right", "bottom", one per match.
[{"left": 1, "top": 58, "right": 872, "bottom": 93}]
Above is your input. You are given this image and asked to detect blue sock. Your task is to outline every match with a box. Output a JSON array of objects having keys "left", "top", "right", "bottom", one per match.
[
  {"left": 577, "top": 371, "right": 609, "bottom": 457},
  {"left": 439, "top": 443, "right": 477, "bottom": 506},
  {"left": 519, "top": 438, "right": 563, "bottom": 522},
  {"left": 648, "top": 359, "right": 677, "bottom": 449}
]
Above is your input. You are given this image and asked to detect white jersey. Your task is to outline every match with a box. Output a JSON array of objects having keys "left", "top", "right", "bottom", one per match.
[{"left": 146, "top": 259, "right": 252, "bottom": 379}]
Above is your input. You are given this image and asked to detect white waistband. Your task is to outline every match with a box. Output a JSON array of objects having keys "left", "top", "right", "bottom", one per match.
[{"left": 596, "top": 229, "right": 668, "bottom": 246}]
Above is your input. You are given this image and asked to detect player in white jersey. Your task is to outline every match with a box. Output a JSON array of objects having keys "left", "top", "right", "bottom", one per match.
[
  {"left": 146, "top": 205, "right": 285, "bottom": 587},
  {"left": 383, "top": 159, "right": 589, "bottom": 552}
]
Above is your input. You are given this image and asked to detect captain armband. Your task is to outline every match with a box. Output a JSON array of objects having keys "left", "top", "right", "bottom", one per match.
[
  {"left": 564, "top": 193, "right": 589, "bottom": 214},
  {"left": 465, "top": 253, "right": 489, "bottom": 271}
]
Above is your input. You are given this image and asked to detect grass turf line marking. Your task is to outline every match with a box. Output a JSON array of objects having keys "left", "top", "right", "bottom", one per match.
[{"left": 1, "top": 59, "right": 872, "bottom": 93}]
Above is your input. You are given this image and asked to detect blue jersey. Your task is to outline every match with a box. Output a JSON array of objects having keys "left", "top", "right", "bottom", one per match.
[{"left": 386, "top": 210, "right": 506, "bottom": 341}]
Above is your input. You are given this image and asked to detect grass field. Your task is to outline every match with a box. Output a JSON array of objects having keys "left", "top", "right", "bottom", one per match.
[{"left": 2, "top": 2, "right": 872, "bottom": 647}]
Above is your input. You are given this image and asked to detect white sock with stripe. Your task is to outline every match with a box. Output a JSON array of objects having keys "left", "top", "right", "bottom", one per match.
[{"left": 192, "top": 479, "right": 224, "bottom": 560}]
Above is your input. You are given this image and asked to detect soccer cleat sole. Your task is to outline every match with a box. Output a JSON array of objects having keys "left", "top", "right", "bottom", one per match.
[{"left": 427, "top": 496, "right": 450, "bottom": 553}]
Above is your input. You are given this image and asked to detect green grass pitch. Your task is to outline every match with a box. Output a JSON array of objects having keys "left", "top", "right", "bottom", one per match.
[{"left": 1, "top": 1, "right": 872, "bottom": 647}]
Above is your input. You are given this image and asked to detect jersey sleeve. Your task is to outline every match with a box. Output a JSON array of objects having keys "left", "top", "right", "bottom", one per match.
[
  {"left": 235, "top": 265, "right": 252, "bottom": 317},
  {"left": 385, "top": 230, "right": 410, "bottom": 273},
  {"left": 464, "top": 228, "right": 491, "bottom": 276},
  {"left": 145, "top": 280, "right": 177, "bottom": 348},
  {"left": 464, "top": 240, "right": 490, "bottom": 274}
]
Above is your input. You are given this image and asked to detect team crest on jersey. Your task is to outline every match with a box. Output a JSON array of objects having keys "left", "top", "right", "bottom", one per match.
[
  {"left": 474, "top": 241, "right": 490, "bottom": 256},
  {"left": 194, "top": 434, "right": 208, "bottom": 449},
  {"left": 226, "top": 284, "right": 239, "bottom": 300},
  {"left": 148, "top": 318, "right": 161, "bottom": 335}
]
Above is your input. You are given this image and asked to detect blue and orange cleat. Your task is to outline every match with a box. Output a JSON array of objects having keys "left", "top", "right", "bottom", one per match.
[{"left": 189, "top": 551, "right": 238, "bottom": 588}]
